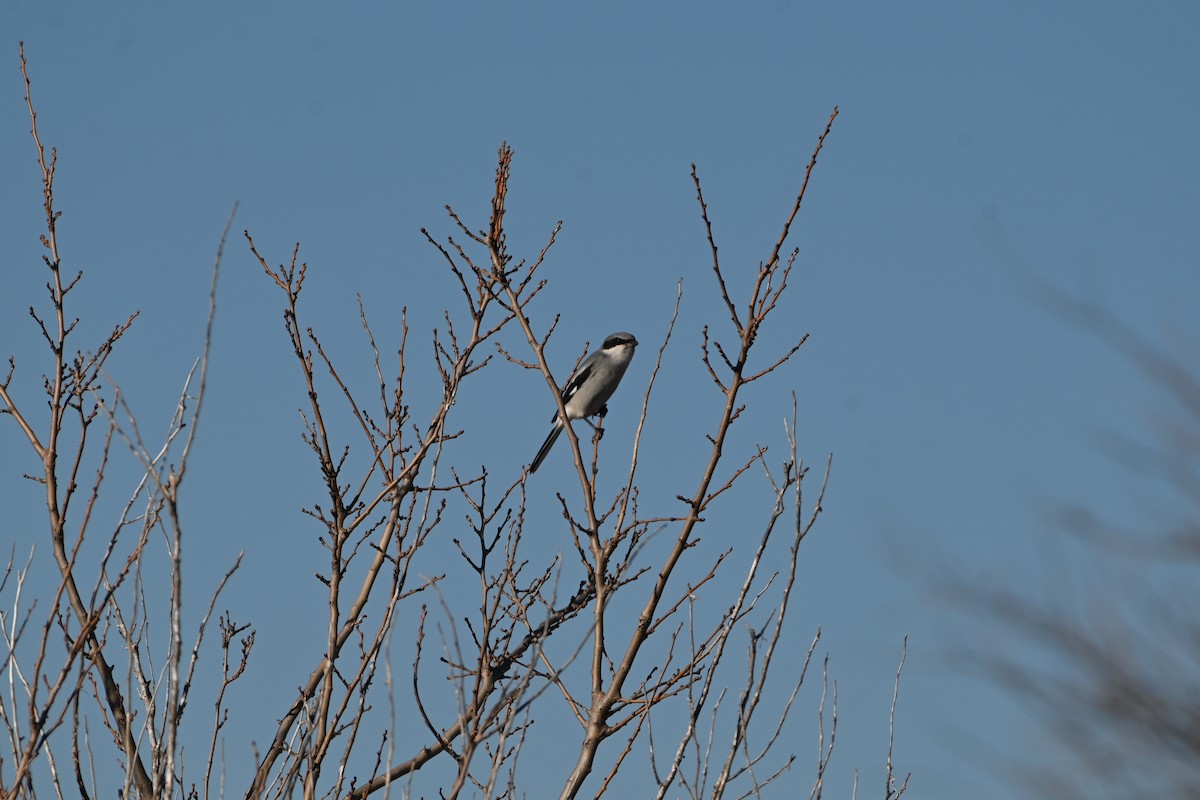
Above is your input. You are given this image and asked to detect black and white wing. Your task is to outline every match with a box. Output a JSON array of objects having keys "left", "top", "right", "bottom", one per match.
[{"left": 553, "top": 361, "right": 594, "bottom": 421}]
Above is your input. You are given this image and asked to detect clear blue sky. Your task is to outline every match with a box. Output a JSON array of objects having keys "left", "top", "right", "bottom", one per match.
[{"left": 2, "top": 4, "right": 1197, "bottom": 798}]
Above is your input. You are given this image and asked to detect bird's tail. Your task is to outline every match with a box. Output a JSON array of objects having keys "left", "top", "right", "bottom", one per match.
[{"left": 529, "top": 423, "right": 563, "bottom": 474}]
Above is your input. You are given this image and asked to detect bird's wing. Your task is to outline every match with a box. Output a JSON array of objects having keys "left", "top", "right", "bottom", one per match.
[{"left": 550, "top": 361, "right": 594, "bottom": 421}]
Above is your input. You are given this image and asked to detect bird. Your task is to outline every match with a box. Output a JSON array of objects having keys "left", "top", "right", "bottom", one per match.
[{"left": 529, "top": 332, "right": 639, "bottom": 474}]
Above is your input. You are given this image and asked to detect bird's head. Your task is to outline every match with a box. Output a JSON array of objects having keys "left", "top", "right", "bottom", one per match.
[{"left": 602, "top": 332, "right": 638, "bottom": 353}]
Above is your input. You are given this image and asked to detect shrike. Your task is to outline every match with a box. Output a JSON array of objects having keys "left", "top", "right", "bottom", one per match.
[{"left": 529, "top": 332, "right": 639, "bottom": 474}]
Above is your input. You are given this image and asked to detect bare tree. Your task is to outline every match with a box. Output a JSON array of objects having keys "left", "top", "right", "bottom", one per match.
[{"left": 2, "top": 47, "right": 907, "bottom": 800}]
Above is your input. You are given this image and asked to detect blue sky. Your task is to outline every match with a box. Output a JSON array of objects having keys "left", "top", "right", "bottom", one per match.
[{"left": 2, "top": 3, "right": 1198, "bottom": 798}]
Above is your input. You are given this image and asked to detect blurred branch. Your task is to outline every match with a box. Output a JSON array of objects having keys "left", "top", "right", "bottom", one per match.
[{"left": 958, "top": 269, "right": 1200, "bottom": 797}]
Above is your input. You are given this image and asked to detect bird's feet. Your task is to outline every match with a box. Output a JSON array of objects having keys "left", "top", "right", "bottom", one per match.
[{"left": 585, "top": 405, "right": 609, "bottom": 442}]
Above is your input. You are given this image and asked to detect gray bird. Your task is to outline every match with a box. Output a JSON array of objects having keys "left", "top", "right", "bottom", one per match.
[{"left": 529, "top": 332, "right": 639, "bottom": 473}]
